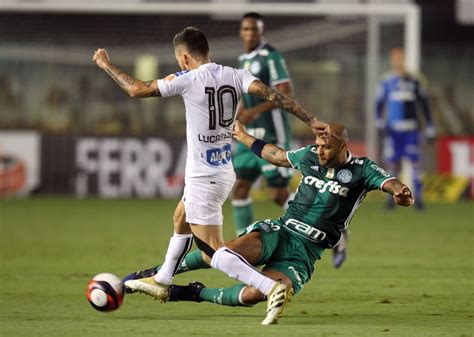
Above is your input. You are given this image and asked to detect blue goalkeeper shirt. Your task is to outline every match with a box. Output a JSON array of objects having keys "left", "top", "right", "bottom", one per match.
[{"left": 375, "top": 74, "right": 432, "bottom": 132}]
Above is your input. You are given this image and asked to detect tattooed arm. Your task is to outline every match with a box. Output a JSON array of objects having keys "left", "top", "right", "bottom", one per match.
[
  {"left": 233, "top": 121, "right": 291, "bottom": 167},
  {"left": 247, "top": 79, "right": 327, "bottom": 135},
  {"left": 238, "top": 81, "right": 292, "bottom": 124},
  {"left": 93, "top": 48, "right": 160, "bottom": 98}
]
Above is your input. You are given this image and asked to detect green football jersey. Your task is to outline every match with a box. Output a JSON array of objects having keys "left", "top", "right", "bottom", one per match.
[
  {"left": 238, "top": 43, "right": 291, "bottom": 147},
  {"left": 282, "top": 145, "right": 395, "bottom": 248}
]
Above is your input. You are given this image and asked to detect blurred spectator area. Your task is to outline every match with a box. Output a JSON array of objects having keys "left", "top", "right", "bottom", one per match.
[{"left": 0, "top": 1, "right": 472, "bottom": 138}]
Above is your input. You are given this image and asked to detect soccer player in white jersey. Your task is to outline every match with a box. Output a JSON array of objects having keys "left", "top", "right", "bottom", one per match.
[{"left": 93, "top": 27, "right": 328, "bottom": 324}]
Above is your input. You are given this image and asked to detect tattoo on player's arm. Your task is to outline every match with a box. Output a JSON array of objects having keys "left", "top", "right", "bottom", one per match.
[
  {"left": 104, "top": 65, "right": 159, "bottom": 98},
  {"left": 258, "top": 82, "right": 314, "bottom": 124},
  {"left": 261, "top": 143, "right": 291, "bottom": 167},
  {"left": 104, "top": 65, "right": 134, "bottom": 88}
]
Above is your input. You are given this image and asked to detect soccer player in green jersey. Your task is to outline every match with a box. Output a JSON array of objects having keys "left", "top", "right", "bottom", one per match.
[
  {"left": 124, "top": 122, "right": 414, "bottom": 324},
  {"left": 232, "top": 12, "right": 294, "bottom": 236},
  {"left": 233, "top": 12, "right": 349, "bottom": 268}
]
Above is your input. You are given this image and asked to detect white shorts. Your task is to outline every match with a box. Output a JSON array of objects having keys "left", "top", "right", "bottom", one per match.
[{"left": 183, "top": 175, "right": 235, "bottom": 225}]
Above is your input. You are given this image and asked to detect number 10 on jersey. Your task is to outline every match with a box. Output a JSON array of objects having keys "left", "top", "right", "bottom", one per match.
[{"left": 205, "top": 86, "right": 238, "bottom": 130}]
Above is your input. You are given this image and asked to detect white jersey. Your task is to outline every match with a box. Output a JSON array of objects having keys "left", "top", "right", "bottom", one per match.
[{"left": 158, "top": 63, "right": 257, "bottom": 179}]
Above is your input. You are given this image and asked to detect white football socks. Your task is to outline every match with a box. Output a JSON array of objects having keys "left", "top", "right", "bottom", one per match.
[
  {"left": 211, "top": 247, "right": 276, "bottom": 296},
  {"left": 154, "top": 233, "right": 193, "bottom": 285}
]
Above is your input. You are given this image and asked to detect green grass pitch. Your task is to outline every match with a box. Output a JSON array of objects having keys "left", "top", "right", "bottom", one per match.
[{"left": 0, "top": 197, "right": 472, "bottom": 337}]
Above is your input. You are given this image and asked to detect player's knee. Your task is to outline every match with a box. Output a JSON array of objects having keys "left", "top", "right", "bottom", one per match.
[
  {"left": 232, "top": 180, "right": 252, "bottom": 200},
  {"left": 242, "top": 286, "right": 266, "bottom": 304},
  {"left": 172, "top": 203, "right": 187, "bottom": 230},
  {"left": 193, "top": 234, "right": 216, "bottom": 259},
  {"left": 268, "top": 188, "right": 289, "bottom": 207},
  {"left": 172, "top": 211, "right": 183, "bottom": 226}
]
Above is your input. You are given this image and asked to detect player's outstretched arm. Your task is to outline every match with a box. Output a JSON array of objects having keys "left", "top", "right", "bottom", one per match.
[
  {"left": 382, "top": 179, "right": 415, "bottom": 207},
  {"left": 247, "top": 79, "right": 328, "bottom": 135},
  {"left": 238, "top": 82, "right": 292, "bottom": 124},
  {"left": 233, "top": 121, "right": 291, "bottom": 167},
  {"left": 93, "top": 48, "right": 160, "bottom": 98}
]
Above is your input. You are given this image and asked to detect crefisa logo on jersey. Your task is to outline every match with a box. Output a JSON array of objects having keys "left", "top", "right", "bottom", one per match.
[
  {"left": 206, "top": 144, "right": 232, "bottom": 166},
  {"left": 337, "top": 169, "right": 352, "bottom": 183},
  {"left": 303, "top": 175, "right": 349, "bottom": 197}
]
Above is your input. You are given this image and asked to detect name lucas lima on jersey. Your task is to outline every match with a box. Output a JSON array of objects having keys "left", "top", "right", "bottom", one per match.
[{"left": 198, "top": 131, "right": 233, "bottom": 143}]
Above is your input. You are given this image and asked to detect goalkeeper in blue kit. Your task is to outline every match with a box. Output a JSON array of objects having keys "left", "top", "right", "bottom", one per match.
[
  {"left": 375, "top": 48, "right": 435, "bottom": 210},
  {"left": 123, "top": 121, "right": 414, "bottom": 324}
]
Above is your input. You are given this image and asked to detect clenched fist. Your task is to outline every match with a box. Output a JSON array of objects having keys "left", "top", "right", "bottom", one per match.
[{"left": 93, "top": 48, "right": 111, "bottom": 69}]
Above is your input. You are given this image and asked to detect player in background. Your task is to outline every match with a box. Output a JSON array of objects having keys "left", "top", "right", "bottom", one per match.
[
  {"left": 124, "top": 121, "right": 414, "bottom": 322},
  {"left": 375, "top": 48, "right": 435, "bottom": 210},
  {"left": 93, "top": 27, "right": 328, "bottom": 325},
  {"left": 234, "top": 12, "right": 347, "bottom": 268},
  {"left": 233, "top": 12, "right": 293, "bottom": 236}
]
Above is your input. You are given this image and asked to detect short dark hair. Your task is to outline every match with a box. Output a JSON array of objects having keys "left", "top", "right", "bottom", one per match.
[
  {"left": 173, "top": 27, "right": 209, "bottom": 58},
  {"left": 242, "top": 12, "right": 264, "bottom": 22}
]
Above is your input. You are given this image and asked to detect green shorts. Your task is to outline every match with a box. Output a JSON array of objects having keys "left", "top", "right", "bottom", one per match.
[
  {"left": 243, "top": 219, "right": 325, "bottom": 294},
  {"left": 233, "top": 145, "right": 292, "bottom": 188}
]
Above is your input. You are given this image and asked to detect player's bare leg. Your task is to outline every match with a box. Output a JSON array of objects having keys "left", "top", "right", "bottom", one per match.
[
  {"left": 168, "top": 233, "right": 294, "bottom": 325},
  {"left": 169, "top": 269, "right": 294, "bottom": 325},
  {"left": 190, "top": 222, "right": 284, "bottom": 320},
  {"left": 226, "top": 231, "right": 263, "bottom": 264},
  {"left": 267, "top": 187, "right": 290, "bottom": 208},
  {"left": 188, "top": 223, "right": 225, "bottom": 264},
  {"left": 167, "top": 231, "right": 264, "bottom": 303},
  {"left": 122, "top": 224, "right": 263, "bottom": 291},
  {"left": 198, "top": 232, "right": 293, "bottom": 325},
  {"left": 124, "top": 201, "right": 193, "bottom": 302}
]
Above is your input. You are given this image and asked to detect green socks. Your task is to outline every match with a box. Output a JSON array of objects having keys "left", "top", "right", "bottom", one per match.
[
  {"left": 232, "top": 198, "right": 254, "bottom": 236},
  {"left": 176, "top": 249, "right": 210, "bottom": 274},
  {"left": 199, "top": 284, "right": 251, "bottom": 306}
]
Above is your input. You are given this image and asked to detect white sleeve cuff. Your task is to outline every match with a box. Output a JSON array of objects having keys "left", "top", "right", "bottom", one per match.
[
  {"left": 380, "top": 177, "right": 397, "bottom": 190},
  {"left": 285, "top": 151, "right": 296, "bottom": 169},
  {"left": 156, "top": 79, "right": 168, "bottom": 97}
]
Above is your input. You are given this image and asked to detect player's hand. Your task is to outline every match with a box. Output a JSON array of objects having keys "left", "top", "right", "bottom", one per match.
[
  {"left": 232, "top": 120, "right": 248, "bottom": 142},
  {"left": 309, "top": 118, "right": 330, "bottom": 136},
  {"left": 393, "top": 185, "right": 415, "bottom": 207},
  {"left": 93, "top": 48, "right": 111, "bottom": 69}
]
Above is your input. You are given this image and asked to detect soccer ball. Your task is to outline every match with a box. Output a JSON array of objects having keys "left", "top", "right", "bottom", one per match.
[{"left": 86, "top": 273, "right": 124, "bottom": 312}]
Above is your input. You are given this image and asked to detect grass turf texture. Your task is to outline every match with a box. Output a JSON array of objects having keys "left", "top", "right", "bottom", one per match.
[{"left": 0, "top": 197, "right": 472, "bottom": 337}]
